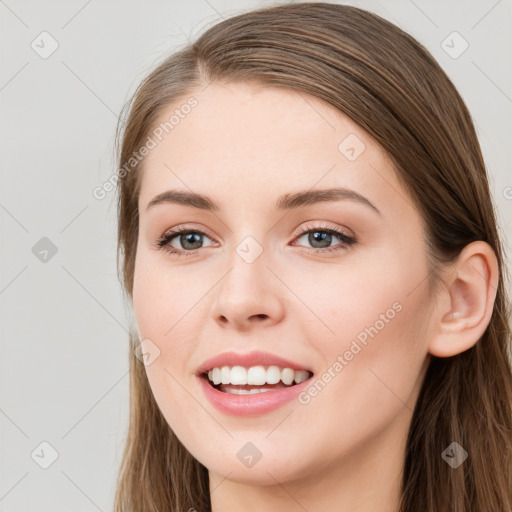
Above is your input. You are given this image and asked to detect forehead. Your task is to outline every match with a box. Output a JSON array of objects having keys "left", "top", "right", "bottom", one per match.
[{"left": 137, "top": 82, "right": 407, "bottom": 218}]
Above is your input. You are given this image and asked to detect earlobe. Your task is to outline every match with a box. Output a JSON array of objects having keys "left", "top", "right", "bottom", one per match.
[{"left": 428, "top": 241, "right": 499, "bottom": 358}]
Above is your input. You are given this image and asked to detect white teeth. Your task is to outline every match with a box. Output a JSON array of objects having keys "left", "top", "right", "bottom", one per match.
[
  {"left": 221, "top": 366, "right": 230, "bottom": 384},
  {"left": 230, "top": 366, "right": 247, "bottom": 385},
  {"left": 294, "top": 370, "right": 310, "bottom": 384},
  {"left": 247, "top": 366, "right": 267, "bottom": 385},
  {"left": 206, "top": 365, "right": 311, "bottom": 386},
  {"left": 266, "top": 365, "right": 281, "bottom": 384},
  {"left": 281, "top": 368, "right": 295, "bottom": 385}
]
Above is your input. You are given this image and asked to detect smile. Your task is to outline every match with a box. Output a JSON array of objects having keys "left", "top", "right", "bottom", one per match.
[
  {"left": 205, "top": 365, "right": 312, "bottom": 394},
  {"left": 198, "top": 366, "right": 314, "bottom": 416}
]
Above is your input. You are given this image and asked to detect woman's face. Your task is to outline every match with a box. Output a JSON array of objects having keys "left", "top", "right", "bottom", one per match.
[{"left": 133, "top": 81, "right": 433, "bottom": 486}]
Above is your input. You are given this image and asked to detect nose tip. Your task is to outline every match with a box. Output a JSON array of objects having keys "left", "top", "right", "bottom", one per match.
[{"left": 211, "top": 256, "right": 285, "bottom": 330}]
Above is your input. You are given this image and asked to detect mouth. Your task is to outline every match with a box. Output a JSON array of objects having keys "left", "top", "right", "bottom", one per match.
[{"left": 201, "top": 365, "right": 314, "bottom": 395}]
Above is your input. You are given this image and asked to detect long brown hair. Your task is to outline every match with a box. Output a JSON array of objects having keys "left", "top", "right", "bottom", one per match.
[{"left": 114, "top": 3, "right": 512, "bottom": 510}]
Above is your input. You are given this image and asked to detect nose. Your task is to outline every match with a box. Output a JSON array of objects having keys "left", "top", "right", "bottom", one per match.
[{"left": 210, "top": 251, "right": 285, "bottom": 331}]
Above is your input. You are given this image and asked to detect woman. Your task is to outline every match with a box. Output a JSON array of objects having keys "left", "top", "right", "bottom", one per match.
[{"left": 114, "top": 3, "right": 512, "bottom": 511}]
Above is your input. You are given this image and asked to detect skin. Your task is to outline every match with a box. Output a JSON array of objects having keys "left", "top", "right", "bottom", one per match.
[{"left": 132, "top": 81, "right": 498, "bottom": 512}]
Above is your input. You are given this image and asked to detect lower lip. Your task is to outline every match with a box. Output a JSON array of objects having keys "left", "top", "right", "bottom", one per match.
[{"left": 197, "top": 375, "right": 313, "bottom": 416}]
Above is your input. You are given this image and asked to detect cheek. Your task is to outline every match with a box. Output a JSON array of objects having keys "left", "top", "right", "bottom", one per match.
[
  {"left": 298, "top": 253, "right": 431, "bottom": 423},
  {"left": 132, "top": 261, "right": 203, "bottom": 442},
  {"left": 132, "top": 254, "right": 204, "bottom": 404},
  {"left": 133, "top": 250, "right": 203, "bottom": 342},
  {"left": 326, "top": 244, "right": 431, "bottom": 355}
]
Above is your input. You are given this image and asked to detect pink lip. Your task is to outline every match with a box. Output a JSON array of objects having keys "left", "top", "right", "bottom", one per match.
[
  {"left": 195, "top": 350, "right": 313, "bottom": 375},
  {"left": 195, "top": 350, "right": 314, "bottom": 416},
  {"left": 197, "top": 373, "right": 313, "bottom": 416}
]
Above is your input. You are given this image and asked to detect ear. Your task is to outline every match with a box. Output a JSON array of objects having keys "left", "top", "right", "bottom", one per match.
[{"left": 428, "top": 241, "right": 499, "bottom": 358}]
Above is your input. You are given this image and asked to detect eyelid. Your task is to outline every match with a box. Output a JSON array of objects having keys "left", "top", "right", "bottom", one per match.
[
  {"left": 160, "top": 223, "right": 218, "bottom": 241},
  {"left": 291, "top": 220, "right": 354, "bottom": 239}
]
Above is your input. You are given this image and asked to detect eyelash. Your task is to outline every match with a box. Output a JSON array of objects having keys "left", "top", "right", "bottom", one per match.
[{"left": 155, "top": 223, "right": 357, "bottom": 258}]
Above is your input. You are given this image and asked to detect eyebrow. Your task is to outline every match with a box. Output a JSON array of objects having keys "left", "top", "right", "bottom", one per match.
[{"left": 145, "top": 187, "right": 381, "bottom": 215}]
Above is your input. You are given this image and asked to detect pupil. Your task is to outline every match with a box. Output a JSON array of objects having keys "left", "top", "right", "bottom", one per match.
[
  {"left": 182, "top": 232, "right": 202, "bottom": 250},
  {"left": 310, "top": 231, "right": 331, "bottom": 248}
]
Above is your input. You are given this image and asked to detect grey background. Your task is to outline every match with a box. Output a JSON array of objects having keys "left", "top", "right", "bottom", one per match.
[{"left": 1, "top": 0, "right": 511, "bottom": 510}]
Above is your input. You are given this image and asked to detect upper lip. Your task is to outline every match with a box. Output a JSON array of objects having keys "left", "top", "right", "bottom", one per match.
[{"left": 196, "top": 350, "right": 314, "bottom": 376}]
